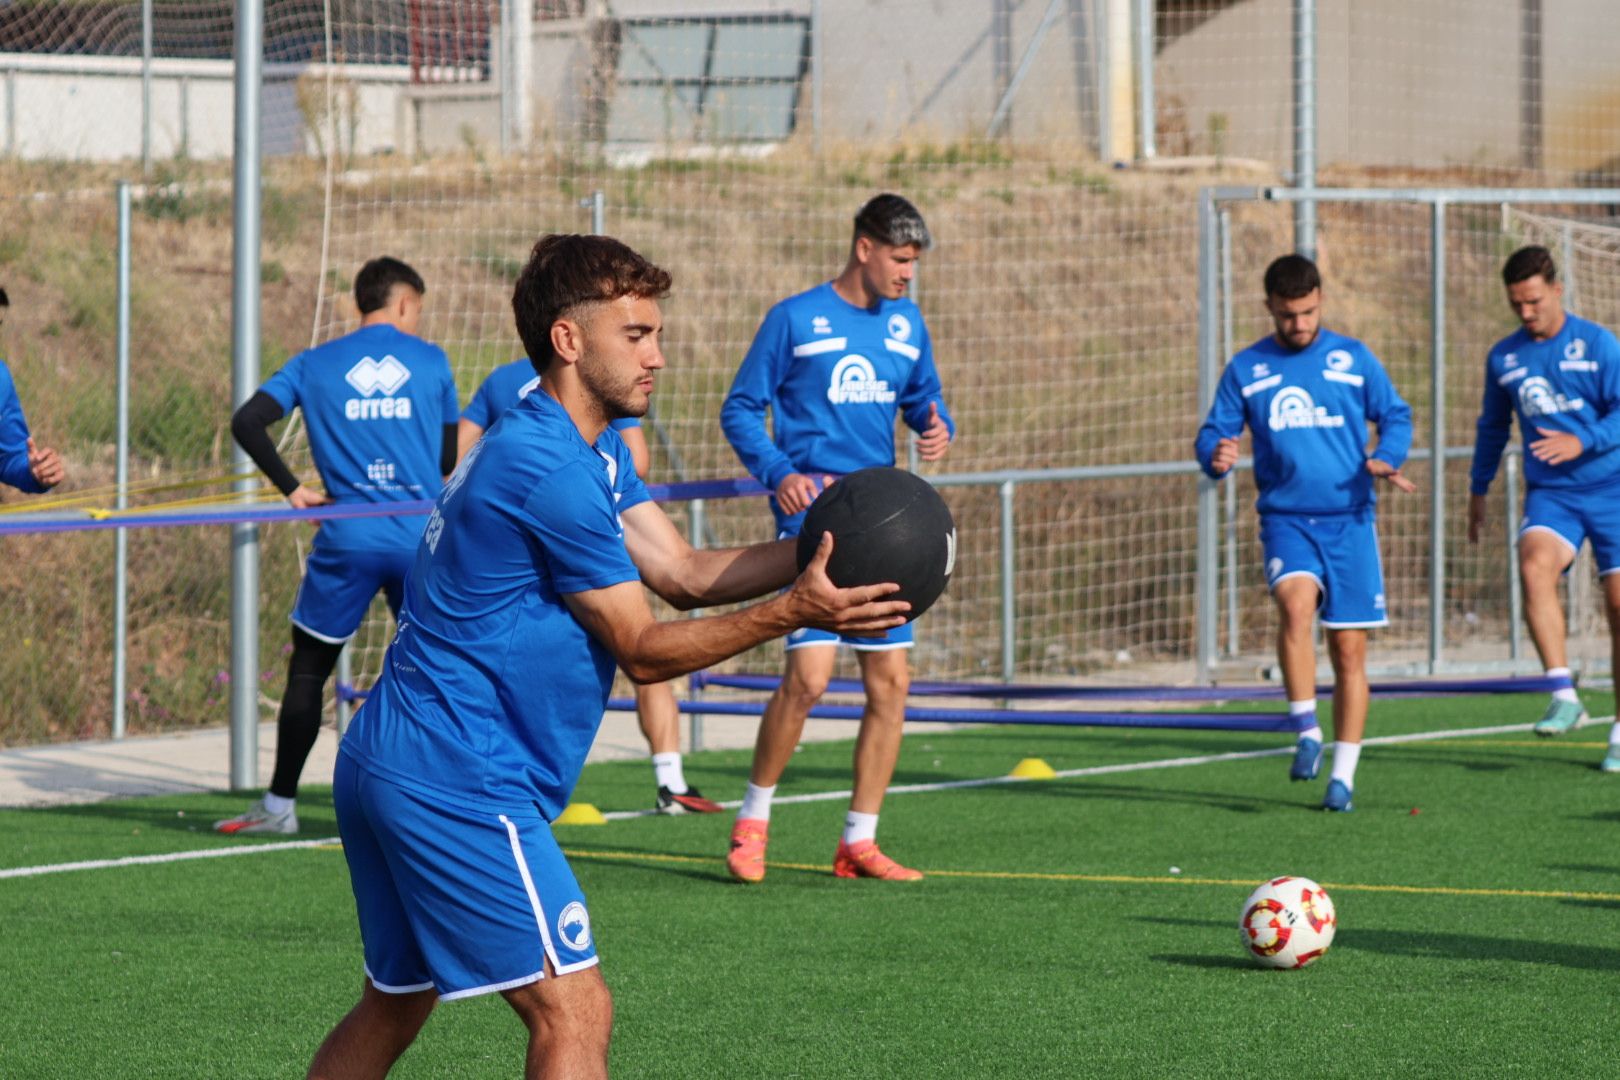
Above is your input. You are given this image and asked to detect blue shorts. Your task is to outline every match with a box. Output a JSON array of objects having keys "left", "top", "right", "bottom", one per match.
[
  {"left": 1260, "top": 510, "right": 1388, "bottom": 629},
  {"left": 333, "top": 752, "right": 598, "bottom": 1001},
  {"left": 290, "top": 544, "right": 414, "bottom": 643},
  {"left": 776, "top": 513, "right": 915, "bottom": 651},
  {"left": 1521, "top": 483, "right": 1620, "bottom": 575}
]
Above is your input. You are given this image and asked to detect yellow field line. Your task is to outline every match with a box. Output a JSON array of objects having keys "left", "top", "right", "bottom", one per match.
[{"left": 561, "top": 848, "right": 1620, "bottom": 903}]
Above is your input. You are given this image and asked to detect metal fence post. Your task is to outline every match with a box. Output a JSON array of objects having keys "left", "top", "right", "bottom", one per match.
[
  {"left": 1506, "top": 450, "right": 1522, "bottom": 661},
  {"left": 1136, "top": 0, "right": 1155, "bottom": 159},
  {"left": 1292, "top": 0, "right": 1316, "bottom": 258},
  {"left": 113, "top": 181, "right": 132, "bottom": 739},
  {"left": 1428, "top": 198, "right": 1447, "bottom": 672},
  {"left": 140, "top": 0, "right": 153, "bottom": 173},
  {"left": 1218, "top": 205, "right": 1238, "bottom": 655},
  {"left": 1000, "top": 481, "right": 1017, "bottom": 681},
  {"left": 1195, "top": 188, "right": 1220, "bottom": 681}
]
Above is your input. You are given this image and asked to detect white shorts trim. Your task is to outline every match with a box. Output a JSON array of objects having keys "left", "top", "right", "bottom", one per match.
[
  {"left": 1268, "top": 569, "right": 1324, "bottom": 594},
  {"left": 1320, "top": 618, "right": 1390, "bottom": 630},
  {"left": 288, "top": 616, "right": 354, "bottom": 645},
  {"left": 784, "top": 637, "right": 914, "bottom": 652},
  {"left": 363, "top": 967, "right": 435, "bottom": 995},
  {"left": 438, "top": 969, "right": 546, "bottom": 1003},
  {"left": 1598, "top": 564, "right": 1620, "bottom": 578},
  {"left": 500, "top": 814, "right": 563, "bottom": 977},
  {"left": 1518, "top": 523, "right": 1578, "bottom": 558}
]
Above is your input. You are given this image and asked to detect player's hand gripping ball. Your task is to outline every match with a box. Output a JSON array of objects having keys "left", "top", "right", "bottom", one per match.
[
  {"left": 795, "top": 467, "right": 956, "bottom": 620},
  {"left": 1239, "top": 876, "right": 1337, "bottom": 969}
]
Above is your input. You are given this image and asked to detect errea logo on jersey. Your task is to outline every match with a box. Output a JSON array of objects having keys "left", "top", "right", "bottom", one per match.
[
  {"left": 344, "top": 355, "right": 413, "bottom": 420},
  {"left": 811, "top": 315, "right": 832, "bottom": 334},
  {"left": 827, "top": 354, "right": 896, "bottom": 405},
  {"left": 1268, "top": 387, "right": 1344, "bottom": 432}
]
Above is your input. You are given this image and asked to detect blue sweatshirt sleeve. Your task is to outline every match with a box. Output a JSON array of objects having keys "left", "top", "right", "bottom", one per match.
[
  {"left": 721, "top": 304, "right": 799, "bottom": 490},
  {"left": 1580, "top": 328, "right": 1620, "bottom": 457},
  {"left": 1364, "top": 352, "right": 1413, "bottom": 469},
  {"left": 1470, "top": 357, "right": 1513, "bottom": 495},
  {"left": 1194, "top": 363, "right": 1246, "bottom": 478},
  {"left": 0, "top": 361, "right": 45, "bottom": 494},
  {"left": 898, "top": 319, "right": 955, "bottom": 438}
]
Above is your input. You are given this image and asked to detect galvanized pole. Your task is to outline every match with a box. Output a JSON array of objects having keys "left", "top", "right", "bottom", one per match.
[
  {"left": 1292, "top": 0, "right": 1316, "bottom": 258},
  {"left": 1136, "top": 0, "right": 1155, "bottom": 159},
  {"left": 1428, "top": 199, "right": 1447, "bottom": 672},
  {"left": 1195, "top": 188, "right": 1220, "bottom": 681},
  {"left": 1219, "top": 206, "right": 1237, "bottom": 655},
  {"left": 140, "top": 0, "right": 153, "bottom": 174},
  {"left": 229, "top": 0, "right": 264, "bottom": 791},
  {"left": 1506, "top": 451, "right": 1522, "bottom": 661},
  {"left": 1000, "top": 481, "right": 1017, "bottom": 682},
  {"left": 810, "top": 0, "right": 823, "bottom": 156},
  {"left": 113, "top": 181, "right": 132, "bottom": 739}
]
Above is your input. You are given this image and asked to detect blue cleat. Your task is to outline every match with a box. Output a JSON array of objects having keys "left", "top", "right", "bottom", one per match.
[
  {"left": 1322, "top": 779, "right": 1354, "bottom": 812},
  {"left": 1533, "top": 699, "right": 1588, "bottom": 737},
  {"left": 1289, "top": 737, "right": 1323, "bottom": 781}
]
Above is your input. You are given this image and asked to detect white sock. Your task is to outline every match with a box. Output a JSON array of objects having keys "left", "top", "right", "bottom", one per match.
[
  {"left": 651, "top": 752, "right": 686, "bottom": 793},
  {"left": 843, "top": 811, "right": 879, "bottom": 846},
  {"left": 738, "top": 783, "right": 776, "bottom": 823},
  {"left": 1290, "top": 699, "right": 1322, "bottom": 743},
  {"left": 262, "top": 792, "right": 295, "bottom": 816},
  {"left": 1609, "top": 723, "right": 1620, "bottom": 750},
  {"left": 1330, "top": 742, "right": 1361, "bottom": 786},
  {"left": 1547, "top": 667, "right": 1580, "bottom": 704}
]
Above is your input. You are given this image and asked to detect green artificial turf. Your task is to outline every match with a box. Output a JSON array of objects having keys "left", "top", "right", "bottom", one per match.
[{"left": 0, "top": 691, "right": 1615, "bottom": 1078}]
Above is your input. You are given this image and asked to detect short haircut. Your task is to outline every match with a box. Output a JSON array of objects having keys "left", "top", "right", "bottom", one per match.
[
  {"left": 853, "top": 193, "right": 932, "bottom": 251},
  {"left": 1502, "top": 245, "right": 1558, "bottom": 287},
  {"left": 354, "top": 257, "right": 425, "bottom": 315},
  {"left": 1263, "top": 254, "right": 1321, "bottom": 300},
  {"left": 512, "top": 234, "right": 672, "bottom": 376}
]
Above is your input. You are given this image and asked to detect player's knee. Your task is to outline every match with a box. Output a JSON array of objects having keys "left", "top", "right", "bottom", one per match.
[
  {"left": 779, "top": 666, "right": 831, "bottom": 706},
  {"left": 862, "top": 666, "right": 909, "bottom": 706},
  {"left": 511, "top": 971, "right": 613, "bottom": 1042}
]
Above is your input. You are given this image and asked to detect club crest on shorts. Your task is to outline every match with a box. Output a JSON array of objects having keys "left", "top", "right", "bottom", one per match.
[{"left": 557, "top": 902, "right": 591, "bottom": 951}]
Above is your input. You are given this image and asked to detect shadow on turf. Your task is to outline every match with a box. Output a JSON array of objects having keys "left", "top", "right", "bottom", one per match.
[
  {"left": 1141, "top": 917, "right": 1620, "bottom": 972},
  {"left": 5, "top": 792, "right": 339, "bottom": 838}
]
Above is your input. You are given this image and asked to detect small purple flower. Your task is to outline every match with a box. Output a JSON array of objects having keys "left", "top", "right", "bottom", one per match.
[{"left": 213, "top": 670, "right": 230, "bottom": 686}]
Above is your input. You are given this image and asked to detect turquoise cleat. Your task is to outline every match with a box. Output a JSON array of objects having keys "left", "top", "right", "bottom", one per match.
[
  {"left": 1532, "top": 699, "right": 1588, "bottom": 737},
  {"left": 1601, "top": 751, "right": 1620, "bottom": 774},
  {"left": 1289, "top": 737, "right": 1323, "bottom": 781},
  {"left": 1321, "top": 779, "right": 1354, "bottom": 812}
]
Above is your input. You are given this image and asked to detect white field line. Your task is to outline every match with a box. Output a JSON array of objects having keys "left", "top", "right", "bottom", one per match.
[{"left": 0, "top": 717, "right": 1595, "bottom": 879}]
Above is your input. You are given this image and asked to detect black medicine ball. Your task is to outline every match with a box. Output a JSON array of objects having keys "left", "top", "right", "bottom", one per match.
[{"left": 794, "top": 467, "right": 956, "bottom": 620}]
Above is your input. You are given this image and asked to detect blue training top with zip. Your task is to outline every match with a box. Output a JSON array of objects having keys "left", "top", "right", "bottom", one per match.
[
  {"left": 1470, "top": 313, "right": 1620, "bottom": 494},
  {"left": 1194, "top": 328, "right": 1412, "bottom": 516}
]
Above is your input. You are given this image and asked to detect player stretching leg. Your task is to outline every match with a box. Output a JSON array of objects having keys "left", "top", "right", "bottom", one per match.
[
  {"left": 1467, "top": 246, "right": 1620, "bottom": 768},
  {"left": 1196, "top": 255, "right": 1414, "bottom": 812},
  {"left": 720, "top": 194, "right": 955, "bottom": 881}
]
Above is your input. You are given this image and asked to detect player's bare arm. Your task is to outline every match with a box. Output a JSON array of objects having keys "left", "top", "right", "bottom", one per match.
[
  {"left": 620, "top": 498, "right": 800, "bottom": 608},
  {"left": 914, "top": 402, "right": 951, "bottom": 462},
  {"left": 564, "top": 532, "right": 907, "bottom": 684},
  {"left": 775, "top": 472, "right": 822, "bottom": 515},
  {"left": 1364, "top": 458, "right": 1417, "bottom": 493},
  {"left": 1530, "top": 426, "right": 1584, "bottom": 466},
  {"left": 1466, "top": 492, "right": 1489, "bottom": 544}
]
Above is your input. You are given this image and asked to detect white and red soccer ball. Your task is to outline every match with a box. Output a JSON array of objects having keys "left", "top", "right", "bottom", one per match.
[{"left": 1240, "top": 876, "right": 1336, "bottom": 969}]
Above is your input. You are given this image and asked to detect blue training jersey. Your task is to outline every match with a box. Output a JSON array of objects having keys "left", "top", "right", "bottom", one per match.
[
  {"left": 339, "top": 389, "right": 651, "bottom": 818},
  {"left": 1195, "top": 328, "right": 1413, "bottom": 516},
  {"left": 464, "top": 358, "right": 640, "bottom": 436},
  {"left": 260, "top": 323, "right": 458, "bottom": 552},
  {"left": 1470, "top": 314, "right": 1620, "bottom": 494},
  {"left": 0, "top": 358, "right": 45, "bottom": 494},
  {"left": 720, "top": 282, "right": 954, "bottom": 501}
]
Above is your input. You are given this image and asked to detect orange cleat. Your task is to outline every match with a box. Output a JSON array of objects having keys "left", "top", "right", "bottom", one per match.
[
  {"left": 833, "top": 839, "right": 923, "bottom": 881},
  {"left": 727, "top": 818, "right": 769, "bottom": 883}
]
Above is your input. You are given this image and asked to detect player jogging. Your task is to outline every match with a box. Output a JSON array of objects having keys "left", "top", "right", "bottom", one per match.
[
  {"left": 306, "top": 234, "right": 906, "bottom": 1079},
  {"left": 1467, "top": 245, "right": 1620, "bottom": 771},
  {"left": 459, "top": 358, "right": 720, "bottom": 814},
  {"left": 215, "top": 257, "right": 458, "bottom": 835},
  {"left": 1195, "top": 254, "right": 1414, "bottom": 812},
  {"left": 0, "top": 286, "right": 66, "bottom": 495},
  {"left": 720, "top": 193, "right": 955, "bottom": 881}
]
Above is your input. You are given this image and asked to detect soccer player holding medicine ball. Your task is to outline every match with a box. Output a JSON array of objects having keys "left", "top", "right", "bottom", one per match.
[{"left": 721, "top": 194, "right": 956, "bottom": 882}]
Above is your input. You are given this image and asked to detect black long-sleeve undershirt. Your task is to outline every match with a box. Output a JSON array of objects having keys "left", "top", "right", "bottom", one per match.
[{"left": 231, "top": 391, "right": 459, "bottom": 496}]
